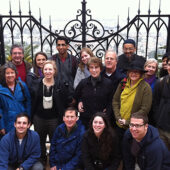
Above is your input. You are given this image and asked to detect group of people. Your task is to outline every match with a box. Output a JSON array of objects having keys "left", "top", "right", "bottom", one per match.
[{"left": 0, "top": 36, "right": 170, "bottom": 170}]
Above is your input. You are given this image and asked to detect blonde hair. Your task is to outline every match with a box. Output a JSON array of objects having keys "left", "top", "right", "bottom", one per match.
[
  {"left": 144, "top": 58, "right": 158, "bottom": 73},
  {"left": 42, "top": 60, "right": 57, "bottom": 77}
]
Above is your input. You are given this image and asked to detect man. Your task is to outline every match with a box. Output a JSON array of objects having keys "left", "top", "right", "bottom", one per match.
[
  {"left": 52, "top": 36, "right": 78, "bottom": 89},
  {"left": 153, "top": 56, "right": 170, "bottom": 150},
  {"left": 123, "top": 112, "right": 170, "bottom": 170},
  {"left": 10, "top": 44, "right": 32, "bottom": 82},
  {"left": 117, "top": 39, "right": 146, "bottom": 73},
  {"left": 50, "top": 107, "right": 85, "bottom": 170},
  {"left": 0, "top": 113, "right": 43, "bottom": 170},
  {"left": 101, "top": 50, "right": 126, "bottom": 94},
  {"left": 101, "top": 50, "right": 126, "bottom": 126}
]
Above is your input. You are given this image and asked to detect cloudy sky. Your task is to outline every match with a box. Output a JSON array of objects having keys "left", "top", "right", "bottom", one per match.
[{"left": 0, "top": 0, "right": 169, "bottom": 23}]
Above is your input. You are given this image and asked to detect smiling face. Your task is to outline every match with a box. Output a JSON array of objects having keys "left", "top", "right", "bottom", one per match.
[
  {"left": 5, "top": 68, "right": 16, "bottom": 85},
  {"left": 128, "top": 70, "right": 142, "bottom": 84},
  {"left": 63, "top": 110, "right": 78, "bottom": 132},
  {"left": 105, "top": 51, "right": 117, "bottom": 71},
  {"left": 129, "top": 118, "right": 148, "bottom": 142},
  {"left": 81, "top": 51, "right": 91, "bottom": 65},
  {"left": 14, "top": 116, "right": 30, "bottom": 137},
  {"left": 167, "top": 60, "right": 170, "bottom": 75},
  {"left": 145, "top": 62, "right": 157, "bottom": 76},
  {"left": 36, "top": 54, "right": 47, "bottom": 68},
  {"left": 11, "top": 47, "right": 24, "bottom": 65},
  {"left": 92, "top": 116, "right": 106, "bottom": 137},
  {"left": 123, "top": 43, "right": 136, "bottom": 58},
  {"left": 89, "top": 63, "right": 101, "bottom": 78},
  {"left": 56, "top": 40, "right": 69, "bottom": 56},
  {"left": 43, "top": 63, "right": 55, "bottom": 79}
]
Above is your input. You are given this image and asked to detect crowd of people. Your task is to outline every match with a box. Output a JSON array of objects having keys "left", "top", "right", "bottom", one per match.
[{"left": 0, "top": 36, "right": 170, "bottom": 170}]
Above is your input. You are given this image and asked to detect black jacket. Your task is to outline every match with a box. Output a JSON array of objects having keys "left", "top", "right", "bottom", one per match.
[{"left": 74, "top": 76, "right": 113, "bottom": 118}]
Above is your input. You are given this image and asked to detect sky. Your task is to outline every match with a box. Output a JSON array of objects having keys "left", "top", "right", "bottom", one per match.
[{"left": 0, "top": 0, "right": 169, "bottom": 28}]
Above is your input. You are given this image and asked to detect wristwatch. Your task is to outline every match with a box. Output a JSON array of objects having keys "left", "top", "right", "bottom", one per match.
[{"left": 19, "top": 167, "right": 24, "bottom": 170}]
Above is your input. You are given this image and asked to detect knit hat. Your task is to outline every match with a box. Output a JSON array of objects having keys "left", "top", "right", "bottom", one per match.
[{"left": 123, "top": 39, "right": 136, "bottom": 47}]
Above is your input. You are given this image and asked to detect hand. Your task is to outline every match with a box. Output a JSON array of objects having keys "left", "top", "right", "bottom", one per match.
[
  {"left": 118, "top": 119, "right": 126, "bottom": 126},
  {"left": 78, "top": 102, "right": 84, "bottom": 112},
  {"left": 103, "top": 108, "right": 106, "bottom": 113},
  {"left": 0, "top": 129, "right": 6, "bottom": 135},
  {"left": 50, "top": 166, "right": 57, "bottom": 170},
  {"left": 16, "top": 168, "right": 19, "bottom": 170}
]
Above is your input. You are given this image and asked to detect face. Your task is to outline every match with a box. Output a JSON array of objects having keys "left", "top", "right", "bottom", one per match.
[
  {"left": 43, "top": 63, "right": 55, "bottom": 79},
  {"left": 145, "top": 62, "right": 157, "bottom": 76},
  {"left": 123, "top": 44, "right": 136, "bottom": 57},
  {"left": 92, "top": 116, "right": 105, "bottom": 137},
  {"left": 63, "top": 110, "right": 78, "bottom": 131},
  {"left": 36, "top": 54, "right": 47, "bottom": 68},
  {"left": 14, "top": 117, "right": 30, "bottom": 136},
  {"left": 81, "top": 51, "right": 91, "bottom": 65},
  {"left": 56, "top": 40, "right": 69, "bottom": 56},
  {"left": 162, "top": 57, "right": 168, "bottom": 69},
  {"left": 129, "top": 118, "right": 148, "bottom": 142},
  {"left": 89, "top": 64, "right": 101, "bottom": 78},
  {"left": 105, "top": 52, "right": 117, "bottom": 70},
  {"left": 11, "top": 47, "right": 24, "bottom": 65},
  {"left": 5, "top": 68, "right": 16, "bottom": 84},
  {"left": 167, "top": 60, "right": 170, "bottom": 75},
  {"left": 128, "top": 70, "right": 141, "bottom": 83}
]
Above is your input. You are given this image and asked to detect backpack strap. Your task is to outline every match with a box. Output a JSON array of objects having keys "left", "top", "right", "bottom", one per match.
[{"left": 17, "top": 80, "right": 27, "bottom": 103}]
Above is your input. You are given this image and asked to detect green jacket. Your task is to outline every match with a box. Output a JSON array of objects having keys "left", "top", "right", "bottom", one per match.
[{"left": 112, "top": 79, "right": 152, "bottom": 128}]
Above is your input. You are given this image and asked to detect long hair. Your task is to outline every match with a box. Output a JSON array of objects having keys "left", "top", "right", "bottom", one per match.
[
  {"left": 79, "top": 47, "right": 95, "bottom": 71},
  {"left": 88, "top": 112, "right": 115, "bottom": 160},
  {"left": 33, "top": 52, "right": 47, "bottom": 77}
]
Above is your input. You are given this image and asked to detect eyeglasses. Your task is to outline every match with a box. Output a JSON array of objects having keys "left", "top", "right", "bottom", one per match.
[
  {"left": 12, "top": 52, "right": 23, "bottom": 55},
  {"left": 129, "top": 123, "right": 145, "bottom": 128},
  {"left": 123, "top": 48, "right": 135, "bottom": 51},
  {"left": 57, "top": 44, "right": 66, "bottom": 47}
]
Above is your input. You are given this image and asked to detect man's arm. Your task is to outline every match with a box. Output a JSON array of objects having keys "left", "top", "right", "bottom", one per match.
[{"left": 20, "top": 132, "right": 41, "bottom": 170}]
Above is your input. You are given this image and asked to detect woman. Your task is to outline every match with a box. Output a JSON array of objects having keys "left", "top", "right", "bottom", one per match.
[
  {"left": 144, "top": 58, "right": 158, "bottom": 92},
  {"left": 26, "top": 51, "right": 47, "bottom": 89},
  {"left": 82, "top": 112, "right": 121, "bottom": 170},
  {"left": 74, "top": 57, "right": 113, "bottom": 129},
  {"left": 0, "top": 62, "right": 31, "bottom": 135},
  {"left": 31, "top": 60, "right": 69, "bottom": 165},
  {"left": 113, "top": 59, "right": 152, "bottom": 137},
  {"left": 74, "top": 47, "right": 94, "bottom": 89}
]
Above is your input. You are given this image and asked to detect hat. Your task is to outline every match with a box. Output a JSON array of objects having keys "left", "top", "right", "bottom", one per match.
[
  {"left": 126, "top": 59, "right": 147, "bottom": 73},
  {"left": 123, "top": 39, "right": 136, "bottom": 47}
]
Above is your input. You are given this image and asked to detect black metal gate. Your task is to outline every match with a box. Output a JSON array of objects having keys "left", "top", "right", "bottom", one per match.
[{"left": 0, "top": 0, "right": 170, "bottom": 65}]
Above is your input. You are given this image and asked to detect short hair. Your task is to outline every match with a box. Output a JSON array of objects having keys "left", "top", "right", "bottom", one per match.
[
  {"left": 144, "top": 58, "right": 158, "bottom": 72},
  {"left": 87, "top": 57, "right": 103, "bottom": 70},
  {"left": 15, "top": 113, "right": 31, "bottom": 124},
  {"left": 166, "top": 56, "right": 170, "bottom": 64},
  {"left": 163, "top": 52, "right": 170, "bottom": 61},
  {"left": 10, "top": 44, "right": 24, "bottom": 55},
  {"left": 56, "top": 36, "right": 69, "bottom": 45},
  {"left": 105, "top": 50, "right": 117, "bottom": 61},
  {"left": 64, "top": 107, "right": 78, "bottom": 117},
  {"left": 42, "top": 60, "right": 57, "bottom": 77},
  {"left": 130, "top": 112, "right": 148, "bottom": 124}
]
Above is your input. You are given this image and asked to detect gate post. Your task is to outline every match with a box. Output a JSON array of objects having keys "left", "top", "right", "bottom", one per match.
[
  {"left": 0, "top": 15, "right": 5, "bottom": 65},
  {"left": 82, "top": 0, "right": 86, "bottom": 47},
  {"left": 166, "top": 16, "right": 170, "bottom": 53}
]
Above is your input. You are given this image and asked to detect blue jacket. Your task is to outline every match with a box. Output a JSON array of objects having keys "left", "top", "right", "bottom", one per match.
[
  {"left": 0, "top": 129, "right": 41, "bottom": 170},
  {"left": 0, "top": 81, "right": 31, "bottom": 132},
  {"left": 123, "top": 125, "right": 170, "bottom": 170},
  {"left": 49, "top": 120, "right": 85, "bottom": 170}
]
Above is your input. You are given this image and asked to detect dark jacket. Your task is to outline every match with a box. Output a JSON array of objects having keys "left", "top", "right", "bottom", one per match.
[
  {"left": 82, "top": 130, "right": 121, "bottom": 170},
  {"left": 123, "top": 125, "right": 170, "bottom": 170},
  {"left": 0, "top": 81, "right": 31, "bottom": 132},
  {"left": 153, "top": 75, "right": 170, "bottom": 131},
  {"left": 0, "top": 129, "right": 41, "bottom": 170},
  {"left": 117, "top": 54, "right": 146, "bottom": 73},
  {"left": 74, "top": 76, "right": 113, "bottom": 118},
  {"left": 49, "top": 120, "right": 85, "bottom": 170}
]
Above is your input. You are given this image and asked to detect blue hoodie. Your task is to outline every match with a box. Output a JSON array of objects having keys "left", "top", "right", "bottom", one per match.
[{"left": 123, "top": 125, "right": 170, "bottom": 170}]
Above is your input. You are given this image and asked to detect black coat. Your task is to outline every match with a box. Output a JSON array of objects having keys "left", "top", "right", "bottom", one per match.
[
  {"left": 81, "top": 130, "right": 121, "bottom": 170},
  {"left": 74, "top": 76, "right": 113, "bottom": 119}
]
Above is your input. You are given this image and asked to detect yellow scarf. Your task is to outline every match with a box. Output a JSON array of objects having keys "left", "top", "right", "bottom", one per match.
[{"left": 116, "top": 78, "right": 143, "bottom": 128}]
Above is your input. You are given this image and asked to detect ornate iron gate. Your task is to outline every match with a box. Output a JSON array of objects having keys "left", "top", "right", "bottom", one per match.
[{"left": 0, "top": 0, "right": 170, "bottom": 65}]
